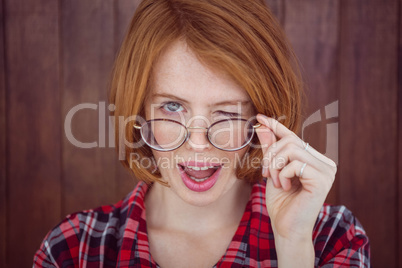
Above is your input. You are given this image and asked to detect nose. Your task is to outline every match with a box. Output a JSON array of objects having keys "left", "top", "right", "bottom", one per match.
[{"left": 185, "top": 123, "right": 211, "bottom": 151}]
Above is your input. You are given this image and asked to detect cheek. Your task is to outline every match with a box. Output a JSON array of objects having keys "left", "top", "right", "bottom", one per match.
[
  {"left": 152, "top": 126, "right": 187, "bottom": 150},
  {"left": 223, "top": 148, "right": 249, "bottom": 172},
  {"left": 152, "top": 150, "right": 176, "bottom": 172}
]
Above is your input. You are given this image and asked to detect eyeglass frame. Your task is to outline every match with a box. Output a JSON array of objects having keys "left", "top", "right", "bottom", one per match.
[{"left": 133, "top": 118, "right": 261, "bottom": 152}]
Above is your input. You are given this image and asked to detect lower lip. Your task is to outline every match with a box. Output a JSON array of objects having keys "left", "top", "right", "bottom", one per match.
[{"left": 178, "top": 166, "right": 221, "bottom": 192}]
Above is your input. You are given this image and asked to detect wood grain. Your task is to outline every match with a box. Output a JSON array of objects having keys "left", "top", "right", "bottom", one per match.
[
  {"left": 0, "top": 0, "right": 6, "bottom": 266},
  {"left": 113, "top": 0, "right": 140, "bottom": 202},
  {"left": 399, "top": 0, "right": 402, "bottom": 264},
  {"left": 282, "top": 0, "right": 340, "bottom": 205},
  {"left": 339, "top": 0, "right": 399, "bottom": 266},
  {"left": 265, "top": 0, "right": 284, "bottom": 23},
  {"left": 115, "top": 0, "right": 141, "bottom": 49},
  {"left": 5, "top": 1, "right": 62, "bottom": 266},
  {"left": 61, "top": 0, "right": 119, "bottom": 216}
]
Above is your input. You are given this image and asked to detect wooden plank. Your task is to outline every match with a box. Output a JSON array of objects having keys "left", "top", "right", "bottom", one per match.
[
  {"left": 283, "top": 0, "right": 340, "bottom": 205},
  {"left": 5, "top": 1, "right": 61, "bottom": 267},
  {"left": 113, "top": 0, "right": 140, "bottom": 200},
  {"left": 339, "top": 0, "right": 398, "bottom": 266},
  {"left": 61, "top": 0, "right": 118, "bottom": 215},
  {"left": 265, "top": 0, "right": 284, "bottom": 23},
  {"left": 115, "top": 0, "right": 140, "bottom": 49},
  {"left": 399, "top": 0, "right": 402, "bottom": 264},
  {"left": 0, "top": 0, "right": 7, "bottom": 266}
]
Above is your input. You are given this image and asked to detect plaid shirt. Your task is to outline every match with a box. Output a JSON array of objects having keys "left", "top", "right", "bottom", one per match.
[{"left": 33, "top": 180, "right": 370, "bottom": 267}]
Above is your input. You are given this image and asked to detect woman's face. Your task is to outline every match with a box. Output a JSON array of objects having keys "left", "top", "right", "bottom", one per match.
[{"left": 144, "top": 40, "right": 255, "bottom": 206}]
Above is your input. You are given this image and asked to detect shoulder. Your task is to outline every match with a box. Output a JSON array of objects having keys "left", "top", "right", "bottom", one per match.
[
  {"left": 33, "top": 181, "right": 150, "bottom": 267},
  {"left": 314, "top": 204, "right": 371, "bottom": 267},
  {"left": 314, "top": 204, "right": 368, "bottom": 242},
  {"left": 33, "top": 203, "right": 124, "bottom": 267}
]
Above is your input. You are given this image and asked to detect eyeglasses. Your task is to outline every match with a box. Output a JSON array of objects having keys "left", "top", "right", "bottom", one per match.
[{"left": 133, "top": 118, "right": 261, "bottom": 152}]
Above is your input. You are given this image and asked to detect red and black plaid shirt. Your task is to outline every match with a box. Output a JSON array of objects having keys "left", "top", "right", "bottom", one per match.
[{"left": 33, "top": 180, "right": 370, "bottom": 267}]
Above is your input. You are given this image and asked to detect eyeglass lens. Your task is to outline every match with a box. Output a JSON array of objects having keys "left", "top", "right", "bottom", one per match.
[
  {"left": 141, "top": 119, "right": 188, "bottom": 151},
  {"left": 208, "top": 119, "right": 253, "bottom": 150}
]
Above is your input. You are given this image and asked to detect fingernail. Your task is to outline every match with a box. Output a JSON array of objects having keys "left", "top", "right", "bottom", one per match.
[{"left": 262, "top": 166, "right": 267, "bottom": 177}]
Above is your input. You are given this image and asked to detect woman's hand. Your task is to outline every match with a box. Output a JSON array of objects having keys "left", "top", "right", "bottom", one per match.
[{"left": 255, "top": 114, "right": 337, "bottom": 267}]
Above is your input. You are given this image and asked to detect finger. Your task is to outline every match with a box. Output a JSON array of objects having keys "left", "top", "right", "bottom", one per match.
[
  {"left": 255, "top": 124, "right": 276, "bottom": 153},
  {"left": 269, "top": 142, "right": 322, "bottom": 173},
  {"left": 262, "top": 158, "right": 282, "bottom": 188},
  {"left": 278, "top": 160, "right": 308, "bottom": 191},
  {"left": 256, "top": 125, "right": 277, "bottom": 180},
  {"left": 265, "top": 176, "right": 282, "bottom": 191},
  {"left": 256, "top": 114, "right": 298, "bottom": 140},
  {"left": 270, "top": 169, "right": 282, "bottom": 188},
  {"left": 257, "top": 113, "right": 337, "bottom": 169},
  {"left": 268, "top": 143, "right": 331, "bottom": 191},
  {"left": 278, "top": 160, "right": 323, "bottom": 192},
  {"left": 264, "top": 135, "right": 304, "bottom": 169},
  {"left": 271, "top": 138, "right": 337, "bottom": 171}
]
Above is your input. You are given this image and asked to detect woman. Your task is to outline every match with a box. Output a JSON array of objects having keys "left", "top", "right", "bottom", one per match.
[{"left": 34, "top": 0, "right": 370, "bottom": 267}]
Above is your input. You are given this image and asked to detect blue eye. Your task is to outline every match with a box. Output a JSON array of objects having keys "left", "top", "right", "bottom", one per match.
[{"left": 162, "top": 102, "right": 184, "bottom": 113}]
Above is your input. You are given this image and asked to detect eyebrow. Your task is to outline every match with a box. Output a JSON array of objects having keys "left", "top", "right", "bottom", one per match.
[
  {"left": 151, "top": 93, "right": 190, "bottom": 104},
  {"left": 212, "top": 100, "right": 251, "bottom": 106},
  {"left": 151, "top": 93, "right": 250, "bottom": 107}
]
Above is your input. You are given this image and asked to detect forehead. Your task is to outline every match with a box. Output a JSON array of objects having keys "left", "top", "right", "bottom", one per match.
[{"left": 149, "top": 40, "right": 250, "bottom": 103}]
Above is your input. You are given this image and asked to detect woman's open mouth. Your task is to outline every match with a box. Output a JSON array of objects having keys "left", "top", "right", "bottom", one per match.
[{"left": 177, "top": 162, "right": 222, "bottom": 192}]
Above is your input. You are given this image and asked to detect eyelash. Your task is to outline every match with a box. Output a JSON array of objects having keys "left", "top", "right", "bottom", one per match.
[
  {"left": 216, "top": 111, "right": 240, "bottom": 118},
  {"left": 160, "top": 102, "right": 185, "bottom": 115}
]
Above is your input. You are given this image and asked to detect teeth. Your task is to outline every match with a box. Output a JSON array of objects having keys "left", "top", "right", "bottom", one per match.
[
  {"left": 189, "top": 176, "right": 209, "bottom": 182},
  {"left": 186, "top": 165, "right": 215, "bottom": 171},
  {"left": 189, "top": 166, "right": 201, "bottom": 171}
]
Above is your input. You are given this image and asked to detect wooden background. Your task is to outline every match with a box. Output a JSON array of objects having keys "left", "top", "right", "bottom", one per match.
[{"left": 0, "top": 0, "right": 400, "bottom": 267}]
